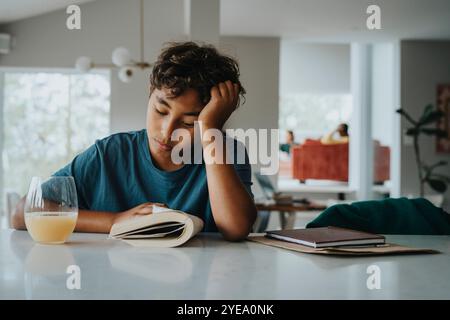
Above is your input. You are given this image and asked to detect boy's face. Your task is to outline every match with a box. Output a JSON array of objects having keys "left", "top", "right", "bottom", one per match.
[{"left": 146, "top": 87, "right": 204, "bottom": 161}]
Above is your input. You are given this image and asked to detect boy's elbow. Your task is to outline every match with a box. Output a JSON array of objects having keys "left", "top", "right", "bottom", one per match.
[
  {"left": 11, "top": 212, "right": 25, "bottom": 230},
  {"left": 221, "top": 227, "right": 251, "bottom": 242},
  {"left": 223, "top": 233, "right": 248, "bottom": 242},
  {"left": 11, "top": 198, "right": 26, "bottom": 230},
  {"left": 218, "top": 209, "right": 257, "bottom": 242}
]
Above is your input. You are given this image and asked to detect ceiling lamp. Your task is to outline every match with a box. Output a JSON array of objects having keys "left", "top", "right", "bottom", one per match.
[{"left": 74, "top": 0, "right": 151, "bottom": 82}]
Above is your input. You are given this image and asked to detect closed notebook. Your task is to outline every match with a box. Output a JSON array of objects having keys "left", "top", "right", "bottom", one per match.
[{"left": 266, "top": 226, "right": 385, "bottom": 248}]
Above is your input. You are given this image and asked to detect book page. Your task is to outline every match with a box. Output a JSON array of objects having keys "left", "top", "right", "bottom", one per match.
[
  {"left": 109, "top": 207, "right": 204, "bottom": 247},
  {"left": 113, "top": 222, "right": 184, "bottom": 238},
  {"left": 120, "top": 225, "right": 185, "bottom": 239}
]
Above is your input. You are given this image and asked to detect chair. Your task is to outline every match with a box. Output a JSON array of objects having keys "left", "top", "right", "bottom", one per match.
[
  {"left": 306, "top": 197, "right": 450, "bottom": 235},
  {"left": 5, "top": 191, "right": 21, "bottom": 229},
  {"left": 252, "top": 172, "right": 274, "bottom": 232}
]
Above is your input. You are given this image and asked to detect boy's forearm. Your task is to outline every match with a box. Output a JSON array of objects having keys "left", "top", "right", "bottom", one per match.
[
  {"left": 203, "top": 134, "right": 257, "bottom": 241},
  {"left": 74, "top": 210, "right": 115, "bottom": 233},
  {"left": 12, "top": 198, "right": 115, "bottom": 234},
  {"left": 205, "top": 163, "right": 257, "bottom": 241}
]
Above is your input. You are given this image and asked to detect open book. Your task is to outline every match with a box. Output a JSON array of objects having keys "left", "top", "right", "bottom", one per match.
[{"left": 109, "top": 206, "right": 204, "bottom": 247}]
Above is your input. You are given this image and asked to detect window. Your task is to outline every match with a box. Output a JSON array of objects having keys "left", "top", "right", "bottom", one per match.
[
  {"left": 279, "top": 93, "right": 352, "bottom": 142},
  {"left": 1, "top": 69, "right": 110, "bottom": 214}
]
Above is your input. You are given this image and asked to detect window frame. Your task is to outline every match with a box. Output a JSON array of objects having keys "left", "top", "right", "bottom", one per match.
[{"left": 0, "top": 67, "right": 111, "bottom": 219}]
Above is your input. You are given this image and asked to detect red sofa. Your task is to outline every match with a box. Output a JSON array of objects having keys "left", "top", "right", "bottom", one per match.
[{"left": 291, "top": 140, "right": 390, "bottom": 183}]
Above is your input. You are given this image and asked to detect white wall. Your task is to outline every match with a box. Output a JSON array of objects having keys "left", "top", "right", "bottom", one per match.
[
  {"left": 0, "top": 0, "right": 279, "bottom": 135},
  {"left": 0, "top": 0, "right": 186, "bottom": 133},
  {"left": 349, "top": 43, "right": 374, "bottom": 200},
  {"left": 400, "top": 40, "right": 450, "bottom": 210},
  {"left": 220, "top": 36, "right": 280, "bottom": 194},
  {"left": 221, "top": 36, "right": 279, "bottom": 131},
  {"left": 0, "top": 0, "right": 281, "bottom": 200},
  {"left": 280, "top": 42, "right": 350, "bottom": 95}
]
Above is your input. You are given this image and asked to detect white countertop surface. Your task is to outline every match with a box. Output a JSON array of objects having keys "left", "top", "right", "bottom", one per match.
[{"left": 1, "top": 229, "right": 449, "bottom": 299}]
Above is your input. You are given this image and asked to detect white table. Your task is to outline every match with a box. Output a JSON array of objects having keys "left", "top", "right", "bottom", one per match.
[{"left": 1, "top": 229, "right": 449, "bottom": 299}]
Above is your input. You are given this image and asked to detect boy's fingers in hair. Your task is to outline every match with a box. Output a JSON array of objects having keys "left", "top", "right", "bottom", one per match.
[
  {"left": 218, "top": 82, "right": 228, "bottom": 99},
  {"left": 210, "top": 86, "right": 221, "bottom": 100},
  {"left": 233, "top": 83, "right": 239, "bottom": 95},
  {"left": 232, "top": 83, "right": 240, "bottom": 106},
  {"left": 225, "top": 81, "right": 235, "bottom": 101}
]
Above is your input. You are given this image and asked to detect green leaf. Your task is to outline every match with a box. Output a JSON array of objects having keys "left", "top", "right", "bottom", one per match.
[
  {"left": 419, "top": 104, "right": 434, "bottom": 122},
  {"left": 420, "top": 128, "right": 447, "bottom": 137},
  {"left": 427, "top": 178, "right": 448, "bottom": 193},
  {"left": 419, "top": 110, "right": 444, "bottom": 126},
  {"left": 429, "top": 174, "right": 450, "bottom": 183},
  {"left": 431, "top": 160, "right": 448, "bottom": 167},
  {"left": 397, "top": 109, "right": 417, "bottom": 125}
]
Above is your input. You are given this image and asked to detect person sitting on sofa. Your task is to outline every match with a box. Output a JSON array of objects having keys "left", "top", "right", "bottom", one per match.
[
  {"left": 279, "top": 130, "right": 297, "bottom": 155},
  {"left": 320, "top": 123, "right": 349, "bottom": 145}
]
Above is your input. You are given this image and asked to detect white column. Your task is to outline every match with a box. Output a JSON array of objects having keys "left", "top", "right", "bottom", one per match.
[
  {"left": 390, "top": 41, "right": 402, "bottom": 198},
  {"left": 350, "top": 43, "right": 374, "bottom": 200},
  {"left": 0, "top": 71, "right": 4, "bottom": 220},
  {"left": 184, "top": 0, "right": 220, "bottom": 45}
]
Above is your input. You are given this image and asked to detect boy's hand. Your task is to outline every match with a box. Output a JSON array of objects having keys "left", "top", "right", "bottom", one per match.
[
  {"left": 112, "top": 202, "right": 167, "bottom": 226},
  {"left": 198, "top": 80, "right": 239, "bottom": 131}
]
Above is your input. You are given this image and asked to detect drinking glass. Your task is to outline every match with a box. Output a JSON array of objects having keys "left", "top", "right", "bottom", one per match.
[{"left": 24, "top": 176, "right": 78, "bottom": 244}]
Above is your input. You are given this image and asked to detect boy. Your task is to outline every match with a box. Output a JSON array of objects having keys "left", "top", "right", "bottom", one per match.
[{"left": 12, "top": 42, "right": 257, "bottom": 241}]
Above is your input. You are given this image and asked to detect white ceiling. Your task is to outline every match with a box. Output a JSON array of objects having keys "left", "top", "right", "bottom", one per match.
[
  {"left": 1, "top": 0, "right": 450, "bottom": 42},
  {"left": 0, "top": 0, "right": 94, "bottom": 24},
  {"left": 220, "top": 0, "right": 450, "bottom": 42}
]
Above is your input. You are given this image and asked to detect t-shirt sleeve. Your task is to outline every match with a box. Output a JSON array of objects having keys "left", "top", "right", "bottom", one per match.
[
  {"left": 235, "top": 162, "right": 254, "bottom": 199},
  {"left": 50, "top": 142, "right": 102, "bottom": 209}
]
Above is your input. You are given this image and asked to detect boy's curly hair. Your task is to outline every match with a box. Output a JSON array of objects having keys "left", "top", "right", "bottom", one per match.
[{"left": 150, "top": 41, "right": 246, "bottom": 107}]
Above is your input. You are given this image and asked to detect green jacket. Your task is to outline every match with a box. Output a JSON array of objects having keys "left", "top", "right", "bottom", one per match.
[{"left": 306, "top": 197, "right": 450, "bottom": 235}]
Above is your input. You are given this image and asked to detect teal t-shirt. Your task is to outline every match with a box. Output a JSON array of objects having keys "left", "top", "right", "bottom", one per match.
[{"left": 51, "top": 129, "right": 253, "bottom": 232}]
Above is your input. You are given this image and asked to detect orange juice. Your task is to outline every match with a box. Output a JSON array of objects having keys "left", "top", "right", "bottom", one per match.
[{"left": 25, "top": 212, "right": 77, "bottom": 244}]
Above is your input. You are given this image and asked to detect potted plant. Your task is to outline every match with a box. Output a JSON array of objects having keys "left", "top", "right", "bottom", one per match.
[{"left": 396, "top": 105, "right": 450, "bottom": 197}]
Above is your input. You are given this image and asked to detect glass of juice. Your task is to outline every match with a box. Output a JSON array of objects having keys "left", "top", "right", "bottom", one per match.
[{"left": 24, "top": 176, "right": 78, "bottom": 244}]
